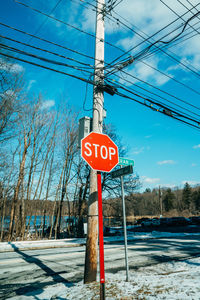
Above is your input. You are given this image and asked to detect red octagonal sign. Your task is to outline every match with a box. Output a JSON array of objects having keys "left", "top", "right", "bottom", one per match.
[{"left": 81, "top": 132, "right": 119, "bottom": 172}]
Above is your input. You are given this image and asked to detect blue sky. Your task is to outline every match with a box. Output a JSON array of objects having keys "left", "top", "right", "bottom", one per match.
[{"left": 0, "top": 0, "right": 200, "bottom": 191}]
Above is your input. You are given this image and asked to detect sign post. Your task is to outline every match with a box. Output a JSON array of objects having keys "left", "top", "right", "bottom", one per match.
[
  {"left": 97, "top": 171, "right": 105, "bottom": 299},
  {"left": 120, "top": 173, "right": 129, "bottom": 282},
  {"left": 110, "top": 162, "right": 134, "bottom": 282},
  {"left": 81, "top": 131, "right": 119, "bottom": 299}
]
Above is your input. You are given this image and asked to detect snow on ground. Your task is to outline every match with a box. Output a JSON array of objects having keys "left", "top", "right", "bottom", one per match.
[
  {"left": 12, "top": 256, "right": 200, "bottom": 299},
  {"left": 3, "top": 231, "right": 200, "bottom": 299},
  {"left": 1, "top": 230, "right": 200, "bottom": 252}
]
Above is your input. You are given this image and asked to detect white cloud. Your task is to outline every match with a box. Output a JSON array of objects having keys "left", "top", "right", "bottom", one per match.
[
  {"left": 80, "top": 0, "right": 200, "bottom": 86},
  {"left": 10, "top": 63, "right": 24, "bottom": 73},
  {"left": 41, "top": 100, "right": 55, "bottom": 110},
  {"left": 160, "top": 184, "right": 176, "bottom": 189},
  {"left": 0, "top": 59, "right": 24, "bottom": 73},
  {"left": 191, "top": 163, "right": 197, "bottom": 167},
  {"left": 132, "top": 147, "right": 144, "bottom": 155},
  {"left": 193, "top": 144, "right": 200, "bottom": 149},
  {"left": 27, "top": 80, "right": 36, "bottom": 91},
  {"left": 80, "top": 4, "right": 95, "bottom": 33},
  {"left": 157, "top": 160, "right": 176, "bottom": 165},
  {"left": 142, "top": 176, "right": 160, "bottom": 184},
  {"left": 145, "top": 135, "right": 152, "bottom": 139},
  {"left": 122, "top": 56, "right": 171, "bottom": 86},
  {"left": 131, "top": 145, "right": 150, "bottom": 155},
  {"left": 182, "top": 180, "right": 200, "bottom": 186}
]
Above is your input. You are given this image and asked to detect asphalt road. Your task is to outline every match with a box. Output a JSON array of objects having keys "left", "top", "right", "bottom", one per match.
[{"left": 0, "top": 235, "right": 200, "bottom": 299}]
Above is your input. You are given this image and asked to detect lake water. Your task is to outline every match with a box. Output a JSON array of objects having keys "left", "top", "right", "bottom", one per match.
[{"left": 1, "top": 216, "right": 77, "bottom": 230}]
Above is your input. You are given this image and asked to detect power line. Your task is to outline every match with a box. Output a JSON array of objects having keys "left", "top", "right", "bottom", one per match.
[
  {"left": 0, "top": 22, "right": 125, "bottom": 80},
  {"left": 105, "top": 9, "right": 200, "bottom": 77},
  {"left": 177, "top": 0, "right": 200, "bottom": 19},
  {"left": 106, "top": 47, "right": 200, "bottom": 95},
  {"left": 75, "top": 2, "right": 200, "bottom": 127},
  {"left": 115, "top": 79, "right": 200, "bottom": 120},
  {"left": 14, "top": 0, "right": 95, "bottom": 38},
  {"left": 90, "top": 2, "right": 200, "bottom": 83},
  {"left": 0, "top": 22, "right": 95, "bottom": 61},
  {"left": 114, "top": 89, "right": 200, "bottom": 130},
  {"left": 75, "top": 0, "right": 96, "bottom": 10},
  {"left": 1, "top": 49, "right": 199, "bottom": 131},
  {"left": 106, "top": 77, "right": 200, "bottom": 121},
  {"left": 186, "top": 0, "right": 199, "bottom": 10},
  {"left": 14, "top": 0, "right": 125, "bottom": 53},
  {"left": 112, "top": 0, "right": 124, "bottom": 9},
  {"left": 0, "top": 34, "right": 94, "bottom": 69},
  {"left": 109, "top": 8, "right": 200, "bottom": 78},
  {"left": 0, "top": 43, "right": 94, "bottom": 74},
  {"left": 74, "top": 0, "right": 200, "bottom": 83},
  {"left": 106, "top": 69, "right": 200, "bottom": 114},
  {"left": 0, "top": 13, "right": 200, "bottom": 109},
  {"left": 0, "top": 51, "right": 95, "bottom": 85},
  {"left": 25, "top": 0, "right": 63, "bottom": 46},
  {"left": 160, "top": 0, "right": 200, "bottom": 37},
  {"left": 2, "top": 0, "right": 200, "bottom": 131},
  {"left": 107, "top": 0, "right": 124, "bottom": 11},
  {"left": 138, "top": 26, "right": 200, "bottom": 80},
  {"left": 137, "top": 60, "right": 200, "bottom": 97},
  {"left": 77, "top": 1, "right": 200, "bottom": 90},
  {"left": 106, "top": 2, "right": 200, "bottom": 69},
  {"left": 3, "top": 22, "right": 200, "bottom": 106}
]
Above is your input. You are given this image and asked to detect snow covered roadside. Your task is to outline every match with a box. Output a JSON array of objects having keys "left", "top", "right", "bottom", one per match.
[
  {"left": 65, "top": 257, "right": 200, "bottom": 299},
  {"left": 11, "top": 256, "right": 200, "bottom": 299},
  {"left": 2, "top": 231, "right": 200, "bottom": 299},
  {"left": 0, "top": 238, "right": 86, "bottom": 252},
  {"left": 1, "top": 231, "right": 200, "bottom": 252}
]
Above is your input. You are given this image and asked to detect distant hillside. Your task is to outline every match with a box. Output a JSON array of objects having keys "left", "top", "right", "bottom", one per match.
[{"left": 103, "top": 183, "right": 200, "bottom": 219}]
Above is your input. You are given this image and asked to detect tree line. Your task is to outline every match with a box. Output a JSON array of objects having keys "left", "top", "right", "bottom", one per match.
[
  {"left": 103, "top": 183, "right": 200, "bottom": 224},
  {"left": 1, "top": 54, "right": 198, "bottom": 242},
  {"left": 0, "top": 54, "right": 139, "bottom": 241}
]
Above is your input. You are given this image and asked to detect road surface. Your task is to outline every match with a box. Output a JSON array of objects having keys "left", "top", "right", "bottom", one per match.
[{"left": 0, "top": 234, "right": 200, "bottom": 299}]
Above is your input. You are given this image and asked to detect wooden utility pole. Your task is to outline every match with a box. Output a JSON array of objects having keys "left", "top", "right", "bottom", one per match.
[{"left": 84, "top": 0, "right": 105, "bottom": 283}]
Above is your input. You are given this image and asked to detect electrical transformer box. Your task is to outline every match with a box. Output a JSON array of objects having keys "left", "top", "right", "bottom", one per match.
[{"left": 78, "top": 116, "right": 92, "bottom": 147}]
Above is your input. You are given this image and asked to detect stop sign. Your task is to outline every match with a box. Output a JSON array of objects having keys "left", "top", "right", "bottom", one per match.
[{"left": 81, "top": 132, "right": 119, "bottom": 172}]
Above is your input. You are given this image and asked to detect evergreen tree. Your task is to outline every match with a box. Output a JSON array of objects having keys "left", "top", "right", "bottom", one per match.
[
  {"left": 163, "top": 188, "right": 175, "bottom": 212},
  {"left": 191, "top": 188, "right": 200, "bottom": 213},
  {"left": 182, "top": 182, "right": 192, "bottom": 210}
]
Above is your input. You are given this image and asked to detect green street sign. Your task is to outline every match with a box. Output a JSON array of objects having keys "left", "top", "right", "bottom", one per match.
[
  {"left": 110, "top": 165, "right": 133, "bottom": 179},
  {"left": 119, "top": 157, "right": 134, "bottom": 166}
]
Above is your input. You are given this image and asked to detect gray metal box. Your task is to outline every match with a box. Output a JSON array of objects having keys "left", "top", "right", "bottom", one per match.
[{"left": 78, "top": 116, "right": 92, "bottom": 147}]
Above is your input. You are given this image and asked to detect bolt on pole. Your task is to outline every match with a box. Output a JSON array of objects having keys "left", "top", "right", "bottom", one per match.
[{"left": 84, "top": 0, "right": 105, "bottom": 284}]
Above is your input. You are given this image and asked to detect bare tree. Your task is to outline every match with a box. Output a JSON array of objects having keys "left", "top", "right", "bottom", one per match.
[
  {"left": 23, "top": 103, "right": 58, "bottom": 240},
  {"left": 0, "top": 54, "right": 23, "bottom": 143},
  {"left": 7, "top": 98, "right": 44, "bottom": 240},
  {"left": 53, "top": 106, "right": 79, "bottom": 238}
]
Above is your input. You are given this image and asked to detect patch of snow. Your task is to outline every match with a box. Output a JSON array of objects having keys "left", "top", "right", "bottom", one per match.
[
  {"left": 1, "top": 232, "right": 200, "bottom": 252},
  {"left": 2, "top": 231, "right": 200, "bottom": 299},
  {"left": 12, "top": 257, "right": 200, "bottom": 299}
]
